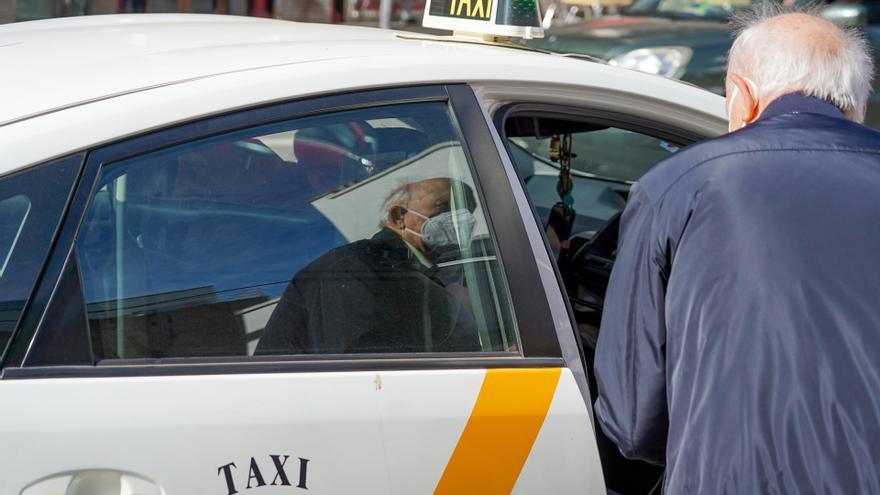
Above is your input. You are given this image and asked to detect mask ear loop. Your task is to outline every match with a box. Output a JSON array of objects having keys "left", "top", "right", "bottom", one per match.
[
  {"left": 401, "top": 207, "right": 428, "bottom": 238},
  {"left": 404, "top": 207, "right": 430, "bottom": 222}
]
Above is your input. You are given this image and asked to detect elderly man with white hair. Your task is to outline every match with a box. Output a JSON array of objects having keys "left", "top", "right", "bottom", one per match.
[{"left": 594, "top": 4, "right": 880, "bottom": 493}]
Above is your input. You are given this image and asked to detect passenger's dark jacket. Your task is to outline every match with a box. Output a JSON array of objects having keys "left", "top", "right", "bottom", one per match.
[
  {"left": 595, "top": 94, "right": 880, "bottom": 493},
  {"left": 257, "top": 227, "right": 479, "bottom": 354}
]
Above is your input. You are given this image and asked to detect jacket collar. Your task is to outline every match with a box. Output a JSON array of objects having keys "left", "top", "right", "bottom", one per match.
[
  {"left": 369, "top": 227, "right": 434, "bottom": 271},
  {"left": 758, "top": 93, "right": 845, "bottom": 122}
]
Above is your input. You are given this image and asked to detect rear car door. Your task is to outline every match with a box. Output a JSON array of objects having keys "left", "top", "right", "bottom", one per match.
[{"left": 0, "top": 85, "right": 604, "bottom": 495}]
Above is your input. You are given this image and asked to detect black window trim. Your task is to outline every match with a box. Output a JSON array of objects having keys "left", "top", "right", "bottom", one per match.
[
  {"left": 6, "top": 84, "right": 564, "bottom": 379},
  {"left": 0, "top": 154, "right": 87, "bottom": 369},
  {"left": 447, "top": 86, "right": 562, "bottom": 358},
  {"left": 2, "top": 356, "right": 565, "bottom": 380}
]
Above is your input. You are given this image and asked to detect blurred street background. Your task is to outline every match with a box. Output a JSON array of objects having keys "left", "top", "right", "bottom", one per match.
[
  {"left": 0, "top": 0, "right": 431, "bottom": 26},
  {"left": 0, "top": 0, "right": 631, "bottom": 28}
]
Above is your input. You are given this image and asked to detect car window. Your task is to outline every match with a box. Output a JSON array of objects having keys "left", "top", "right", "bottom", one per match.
[
  {"left": 76, "top": 101, "right": 519, "bottom": 360},
  {"left": 626, "top": 0, "right": 755, "bottom": 19},
  {"left": 508, "top": 125, "right": 677, "bottom": 238},
  {"left": 0, "top": 157, "right": 80, "bottom": 361}
]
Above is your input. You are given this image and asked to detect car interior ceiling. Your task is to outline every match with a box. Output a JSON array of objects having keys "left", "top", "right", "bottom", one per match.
[{"left": 506, "top": 114, "right": 665, "bottom": 495}]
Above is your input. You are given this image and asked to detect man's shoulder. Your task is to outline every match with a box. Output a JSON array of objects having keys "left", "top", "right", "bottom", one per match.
[
  {"left": 638, "top": 114, "right": 880, "bottom": 203},
  {"left": 300, "top": 230, "right": 409, "bottom": 275},
  {"left": 297, "top": 237, "right": 375, "bottom": 274}
]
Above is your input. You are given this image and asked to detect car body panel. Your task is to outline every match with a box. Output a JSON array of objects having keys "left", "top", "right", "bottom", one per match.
[
  {"left": 1, "top": 368, "right": 602, "bottom": 495},
  {"left": 1, "top": 17, "right": 724, "bottom": 176},
  {"left": 0, "top": 14, "right": 726, "bottom": 495}
]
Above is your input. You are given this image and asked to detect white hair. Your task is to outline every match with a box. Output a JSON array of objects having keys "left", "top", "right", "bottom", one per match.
[
  {"left": 728, "top": 3, "right": 874, "bottom": 122},
  {"left": 380, "top": 181, "right": 414, "bottom": 228}
]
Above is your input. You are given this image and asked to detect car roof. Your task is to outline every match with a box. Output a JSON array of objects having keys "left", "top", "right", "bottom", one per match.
[
  {"left": 0, "top": 14, "right": 721, "bottom": 123},
  {"left": 0, "top": 14, "right": 419, "bottom": 125}
]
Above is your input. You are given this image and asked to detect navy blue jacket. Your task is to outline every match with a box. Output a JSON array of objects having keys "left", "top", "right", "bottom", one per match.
[{"left": 594, "top": 94, "right": 880, "bottom": 493}]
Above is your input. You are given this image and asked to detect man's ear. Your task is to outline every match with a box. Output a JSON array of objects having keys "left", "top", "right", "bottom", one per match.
[
  {"left": 388, "top": 206, "right": 407, "bottom": 228},
  {"left": 728, "top": 73, "right": 759, "bottom": 124}
]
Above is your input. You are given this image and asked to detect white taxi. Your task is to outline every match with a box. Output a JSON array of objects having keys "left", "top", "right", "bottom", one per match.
[{"left": 0, "top": 6, "right": 724, "bottom": 495}]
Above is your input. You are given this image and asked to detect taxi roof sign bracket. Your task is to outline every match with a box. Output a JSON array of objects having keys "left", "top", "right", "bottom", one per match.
[
  {"left": 422, "top": 0, "right": 544, "bottom": 40},
  {"left": 455, "top": 31, "right": 515, "bottom": 43},
  {"left": 396, "top": 31, "right": 529, "bottom": 47}
]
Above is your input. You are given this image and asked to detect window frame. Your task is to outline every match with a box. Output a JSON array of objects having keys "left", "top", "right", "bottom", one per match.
[
  {"left": 0, "top": 154, "right": 85, "bottom": 370},
  {"left": 3, "top": 85, "right": 564, "bottom": 379}
]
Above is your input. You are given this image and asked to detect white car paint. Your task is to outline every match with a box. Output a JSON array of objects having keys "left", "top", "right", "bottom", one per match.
[
  {"left": 0, "top": 15, "right": 725, "bottom": 175},
  {"left": 0, "top": 14, "right": 728, "bottom": 495}
]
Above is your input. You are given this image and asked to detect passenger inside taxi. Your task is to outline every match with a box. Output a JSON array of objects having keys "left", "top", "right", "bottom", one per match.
[
  {"left": 75, "top": 101, "right": 516, "bottom": 364},
  {"left": 256, "top": 177, "right": 483, "bottom": 355}
]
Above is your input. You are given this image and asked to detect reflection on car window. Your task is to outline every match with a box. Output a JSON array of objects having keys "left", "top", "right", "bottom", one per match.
[
  {"left": 77, "top": 102, "right": 518, "bottom": 360},
  {"left": 0, "top": 157, "right": 80, "bottom": 362},
  {"left": 0, "top": 195, "right": 31, "bottom": 278}
]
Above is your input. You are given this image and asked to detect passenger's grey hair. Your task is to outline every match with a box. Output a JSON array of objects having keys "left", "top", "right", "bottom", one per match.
[
  {"left": 379, "top": 178, "right": 477, "bottom": 228},
  {"left": 380, "top": 182, "right": 414, "bottom": 228},
  {"left": 728, "top": 2, "right": 874, "bottom": 122}
]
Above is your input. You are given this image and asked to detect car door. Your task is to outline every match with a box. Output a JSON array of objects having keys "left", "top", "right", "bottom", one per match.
[
  {"left": 0, "top": 85, "right": 603, "bottom": 495},
  {"left": 485, "top": 99, "right": 723, "bottom": 495}
]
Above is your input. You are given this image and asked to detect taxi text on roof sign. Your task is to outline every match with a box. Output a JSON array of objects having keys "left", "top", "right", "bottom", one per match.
[{"left": 422, "top": 0, "right": 544, "bottom": 39}]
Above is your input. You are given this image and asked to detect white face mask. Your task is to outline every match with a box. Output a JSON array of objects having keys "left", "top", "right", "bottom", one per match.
[
  {"left": 727, "top": 77, "right": 758, "bottom": 132},
  {"left": 405, "top": 208, "right": 476, "bottom": 250}
]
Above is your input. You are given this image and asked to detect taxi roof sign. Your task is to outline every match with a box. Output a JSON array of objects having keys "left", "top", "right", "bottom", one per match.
[{"left": 422, "top": 0, "right": 544, "bottom": 39}]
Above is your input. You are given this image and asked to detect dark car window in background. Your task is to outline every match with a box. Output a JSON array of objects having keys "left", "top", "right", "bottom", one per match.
[
  {"left": 626, "top": 0, "right": 755, "bottom": 19},
  {"left": 0, "top": 157, "right": 80, "bottom": 362},
  {"left": 76, "top": 102, "right": 519, "bottom": 361}
]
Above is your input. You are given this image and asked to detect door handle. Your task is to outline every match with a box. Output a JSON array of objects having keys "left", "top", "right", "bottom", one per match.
[{"left": 21, "top": 470, "right": 163, "bottom": 495}]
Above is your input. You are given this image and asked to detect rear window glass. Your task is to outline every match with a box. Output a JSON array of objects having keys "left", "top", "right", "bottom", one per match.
[{"left": 77, "top": 102, "right": 519, "bottom": 360}]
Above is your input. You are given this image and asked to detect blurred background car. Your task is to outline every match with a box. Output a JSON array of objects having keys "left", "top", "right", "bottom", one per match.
[{"left": 528, "top": 0, "right": 880, "bottom": 127}]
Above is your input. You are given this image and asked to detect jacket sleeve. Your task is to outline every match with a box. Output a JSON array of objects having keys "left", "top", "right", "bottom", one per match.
[{"left": 594, "top": 183, "right": 669, "bottom": 465}]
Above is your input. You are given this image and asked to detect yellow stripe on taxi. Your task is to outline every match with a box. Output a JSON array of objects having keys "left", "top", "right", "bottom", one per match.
[{"left": 434, "top": 368, "right": 562, "bottom": 494}]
